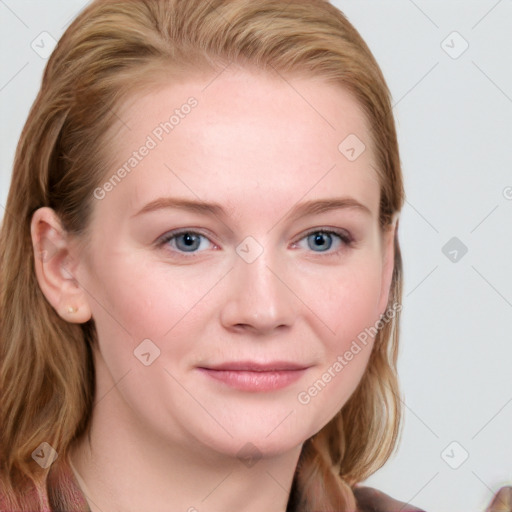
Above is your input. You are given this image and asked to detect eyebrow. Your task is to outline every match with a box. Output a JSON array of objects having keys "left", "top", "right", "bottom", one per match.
[{"left": 131, "top": 196, "right": 373, "bottom": 220}]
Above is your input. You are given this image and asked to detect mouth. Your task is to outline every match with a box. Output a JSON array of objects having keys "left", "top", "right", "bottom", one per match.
[
  {"left": 200, "top": 360, "right": 310, "bottom": 372},
  {"left": 196, "top": 361, "right": 311, "bottom": 392}
]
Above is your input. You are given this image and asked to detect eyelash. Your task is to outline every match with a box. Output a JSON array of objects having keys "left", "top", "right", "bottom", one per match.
[{"left": 156, "top": 227, "right": 354, "bottom": 257}]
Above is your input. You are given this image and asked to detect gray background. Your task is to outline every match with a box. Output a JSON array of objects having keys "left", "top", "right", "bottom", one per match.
[{"left": 1, "top": 1, "right": 511, "bottom": 511}]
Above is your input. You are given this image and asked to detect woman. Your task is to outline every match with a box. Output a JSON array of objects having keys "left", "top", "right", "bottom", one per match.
[{"left": 0, "top": 1, "right": 509, "bottom": 511}]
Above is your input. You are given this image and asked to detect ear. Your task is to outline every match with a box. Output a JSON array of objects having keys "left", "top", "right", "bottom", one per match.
[
  {"left": 377, "top": 215, "right": 399, "bottom": 317},
  {"left": 30, "top": 207, "right": 92, "bottom": 323}
]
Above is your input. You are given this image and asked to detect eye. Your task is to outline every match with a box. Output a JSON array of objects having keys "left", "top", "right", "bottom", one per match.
[
  {"left": 157, "top": 230, "right": 215, "bottom": 254},
  {"left": 293, "top": 228, "right": 353, "bottom": 254},
  {"left": 156, "top": 227, "right": 354, "bottom": 257}
]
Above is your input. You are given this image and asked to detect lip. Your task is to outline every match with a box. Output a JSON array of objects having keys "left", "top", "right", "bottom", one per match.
[
  {"left": 197, "top": 361, "right": 311, "bottom": 392},
  {"left": 201, "top": 360, "right": 310, "bottom": 371}
]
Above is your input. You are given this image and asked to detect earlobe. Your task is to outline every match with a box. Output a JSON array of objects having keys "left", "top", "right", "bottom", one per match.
[{"left": 31, "top": 207, "right": 92, "bottom": 323}]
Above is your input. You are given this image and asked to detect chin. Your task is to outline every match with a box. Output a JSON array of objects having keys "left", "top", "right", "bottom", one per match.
[{"left": 193, "top": 425, "right": 307, "bottom": 462}]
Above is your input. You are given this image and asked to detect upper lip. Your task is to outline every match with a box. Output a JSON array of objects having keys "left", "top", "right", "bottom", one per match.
[{"left": 199, "top": 361, "right": 310, "bottom": 372}]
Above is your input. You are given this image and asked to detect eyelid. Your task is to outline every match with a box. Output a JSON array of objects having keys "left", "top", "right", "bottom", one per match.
[
  {"left": 293, "top": 226, "right": 353, "bottom": 245},
  {"left": 156, "top": 228, "right": 218, "bottom": 252},
  {"left": 156, "top": 226, "right": 355, "bottom": 256}
]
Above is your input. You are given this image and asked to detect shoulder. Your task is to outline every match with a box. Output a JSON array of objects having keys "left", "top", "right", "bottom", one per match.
[{"left": 353, "top": 485, "right": 427, "bottom": 512}]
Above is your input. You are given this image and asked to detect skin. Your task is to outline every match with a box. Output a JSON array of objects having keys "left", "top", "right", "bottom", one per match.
[{"left": 31, "top": 67, "right": 397, "bottom": 512}]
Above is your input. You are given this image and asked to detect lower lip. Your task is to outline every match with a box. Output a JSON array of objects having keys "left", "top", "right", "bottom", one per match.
[{"left": 197, "top": 368, "right": 307, "bottom": 392}]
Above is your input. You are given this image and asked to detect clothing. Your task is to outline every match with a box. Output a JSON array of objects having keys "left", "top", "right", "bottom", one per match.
[
  {"left": 353, "top": 485, "right": 427, "bottom": 512},
  {"left": 1, "top": 456, "right": 427, "bottom": 512}
]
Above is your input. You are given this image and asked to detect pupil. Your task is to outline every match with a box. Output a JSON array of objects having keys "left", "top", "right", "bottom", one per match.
[
  {"left": 311, "top": 232, "right": 331, "bottom": 251},
  {"left": 315, "top": 234, "right": 325, "bottom": 246},
  {"left": 183, "top": 233, "right": 195, "bottom": 246}
]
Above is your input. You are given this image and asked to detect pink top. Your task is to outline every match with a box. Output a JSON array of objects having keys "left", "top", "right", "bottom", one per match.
[{"left": 1, "top": 455, "right": 427, "bottom": 511}]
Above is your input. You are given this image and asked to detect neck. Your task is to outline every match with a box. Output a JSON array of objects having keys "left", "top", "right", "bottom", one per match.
[{"left": 68, "top": 362, "right": 303, "bottom": 512}]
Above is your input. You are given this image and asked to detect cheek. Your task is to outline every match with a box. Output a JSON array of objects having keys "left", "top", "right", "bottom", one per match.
[
  {"left": 307, "top": 255, "right": 384, "bottom": 349},
  {"left": 84, "top": 250, "right": 221, "bottom": 367},
  {"left": 297, "top": 267, "right": 380, "bottom": 428},
  {"left": 294, "top": 257, "right": 383, "bottom": 417},
  {"left": 79, "top": 248, "right": 165, "bottom": 372}
]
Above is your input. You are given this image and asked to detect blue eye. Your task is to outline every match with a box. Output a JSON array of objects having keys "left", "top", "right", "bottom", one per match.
[
  {"left": 157, "top": 228, "right": 353, "bottom": 256},
  {"left": 297, "top": 229, "right": 353, "bottom": 254},
  {"left": 158, "top": 230, "right": 213, "bottom": 254}
]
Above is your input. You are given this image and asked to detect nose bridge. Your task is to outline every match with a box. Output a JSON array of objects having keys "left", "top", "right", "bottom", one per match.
[
  {"left": 240, "top": 243, "right": 280, "bottom": 297},
  {"left": 220, "top": 236, "right": 296, "bottom": 332}
]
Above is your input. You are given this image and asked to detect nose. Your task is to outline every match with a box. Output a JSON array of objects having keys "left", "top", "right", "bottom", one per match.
[{"left": 219, "top": 245, "right": 297, "bottom": 335}]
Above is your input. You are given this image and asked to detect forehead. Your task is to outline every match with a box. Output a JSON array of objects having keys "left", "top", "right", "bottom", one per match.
[{"left": 97, "top": 67, "right": 380, "bottom": 222}]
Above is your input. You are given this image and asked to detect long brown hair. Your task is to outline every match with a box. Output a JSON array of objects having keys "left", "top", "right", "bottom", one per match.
[{"left": 0, "top": 1, "right": 405, "bottom": 510}]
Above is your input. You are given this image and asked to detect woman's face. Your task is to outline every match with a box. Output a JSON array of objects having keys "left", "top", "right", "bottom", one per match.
[{"left": 72, "top": 68, "right": 396, "bottom": 459}]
